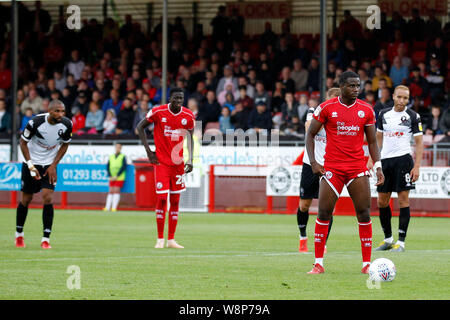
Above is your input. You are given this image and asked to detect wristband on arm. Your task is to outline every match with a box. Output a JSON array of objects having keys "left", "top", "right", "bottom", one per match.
[
  {"left": 27, "top": 160, "right": 36, "bottom": 177},
  {"left": 373, "top": 161, "right": 382, "bottom": 171}
]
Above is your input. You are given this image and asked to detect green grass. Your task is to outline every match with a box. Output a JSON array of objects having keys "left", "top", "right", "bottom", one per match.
[{"left": 0, "top": 209, "right": 449, "bottom": 300}]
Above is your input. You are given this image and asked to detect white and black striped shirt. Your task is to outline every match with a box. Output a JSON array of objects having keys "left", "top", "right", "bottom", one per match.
[
  {"left": 376, "top": 107, "right": 422, "bottom": 159},
  {"left": 21, "top": 113, "right": 72, "bottom": 166}
]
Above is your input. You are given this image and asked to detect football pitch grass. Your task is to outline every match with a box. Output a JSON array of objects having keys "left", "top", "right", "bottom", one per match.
[{"left": 0, "top": 209, "right": 449, "bottom": 300}]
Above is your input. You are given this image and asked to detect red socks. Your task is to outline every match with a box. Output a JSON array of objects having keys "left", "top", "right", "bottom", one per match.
[
  {"left": 314, "top": 219, "right": 330, "bottom": 264},
  {"left": 358, "top": 220, "right": 372, "bottom": 264},
  {"left": 168, "top": 194, "right": 180, "bottom": 240},
  {"left": 155, "top": 194, "right": 168, "bottom": 239},
  {"left": 156, "top": 193, "right": 181, "bottom": 240}
]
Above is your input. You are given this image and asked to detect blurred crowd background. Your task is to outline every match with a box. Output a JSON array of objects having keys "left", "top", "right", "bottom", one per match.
[{"left": 0, "top": 1, "right": 449, "bottom": 143}]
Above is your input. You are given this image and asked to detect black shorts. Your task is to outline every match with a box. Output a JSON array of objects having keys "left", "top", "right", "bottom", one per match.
[
  {"left": 300, "top": 163, "right": 321, "bottom": 199},
  {"left": 21, "top": 163, "right": 55, "bottom": 194},
  {"left": 377, "top": 154, "right": 415, "bottom": 193}
]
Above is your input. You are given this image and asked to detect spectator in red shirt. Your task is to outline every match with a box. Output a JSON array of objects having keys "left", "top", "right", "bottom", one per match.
[
  {"left": 236, "top": 85, "right": 254, "bottom": 111},
  {"left": 71, "top": 106, "right": 86, "bottom": 134}
]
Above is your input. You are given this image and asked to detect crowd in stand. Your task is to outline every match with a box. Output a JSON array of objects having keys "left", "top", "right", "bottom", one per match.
[{"left": 0, "top": 2, "right": 449, "bottom": 142}]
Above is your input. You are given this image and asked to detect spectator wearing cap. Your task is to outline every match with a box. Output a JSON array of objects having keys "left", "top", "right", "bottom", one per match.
[
  {"left": 72, "top": 91, "right": 90, "bottom": 115},
  {"left": 426, "top": 37, "right": 447, "bottom": 70},
  {"left": 216, "top": 65, "right": 238, "bottom": 97},
  {"left": 248, "top": 103, "right": 272, "bottom": 133}
]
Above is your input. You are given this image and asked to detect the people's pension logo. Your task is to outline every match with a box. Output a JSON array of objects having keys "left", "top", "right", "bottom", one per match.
[{"left": 336, "top": 121, "right": 360, "bottom": 136}]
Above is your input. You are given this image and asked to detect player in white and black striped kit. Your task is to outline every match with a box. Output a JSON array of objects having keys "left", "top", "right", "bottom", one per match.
[
  {"left": 374, "top": 85, "right": 423, "bottom": 252},
  {"left": 296, "top": 88, "right": 340, "bottom": 252},
  {"left": 15, "top": 100, "right": 72, "bottom": 249}
]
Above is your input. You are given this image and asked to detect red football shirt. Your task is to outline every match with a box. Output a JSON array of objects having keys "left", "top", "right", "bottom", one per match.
[
  {"left": 312, "top": 96, "right": 375, "bottom": 170},
  {"left": 146, "top": 104, "right": 195, "bottom": 166}
]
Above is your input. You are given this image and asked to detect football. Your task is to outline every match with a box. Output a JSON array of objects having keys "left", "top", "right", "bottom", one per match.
[{"left": 369, "top": 258, "right": 396, "bottom": 282}]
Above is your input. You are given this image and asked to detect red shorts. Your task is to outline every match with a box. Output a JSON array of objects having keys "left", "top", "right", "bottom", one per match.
[
  {"left": 154, "top": 163, "right": 186, "bottom": 194},
  {"left": 321, "top": 166, "right": 370, "bottom": 197},
  {"left": 109, "top": 180, "right": 124, "bottom": 188}
]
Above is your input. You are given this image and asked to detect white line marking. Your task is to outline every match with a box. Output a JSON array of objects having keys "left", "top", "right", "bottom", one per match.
[{"left": 1, "top": 249, "right": 449, "bottom": 263}]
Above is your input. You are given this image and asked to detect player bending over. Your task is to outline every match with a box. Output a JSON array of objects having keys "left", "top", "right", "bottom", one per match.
[
  {"left": 373, "top": 85, "right": 423, "bottom": 252},
  {"left": 306, "top": 71, "right": 384, "bottom": 274},
  {"left": 297, "top": 87, "right": 340, "bottom": 253},
  {"left": 15, "top": 100, "right": 72, "bottom": 249},
  {"left": 137, "top": 88, "right": 195, "bottom": 249}
]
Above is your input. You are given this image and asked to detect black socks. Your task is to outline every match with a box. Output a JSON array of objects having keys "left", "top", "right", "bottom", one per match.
[
  {"left": 16, "top": 202, "right": 29, "bottom": 233},
  {"left": 297, "top": 208, "right": 309, "bottom": 237},
  {"left": 42, "top": 204, "right": 54, "bottom": 238},
  {"left": 398, "top": 207, "right": 410, "bottom": 242},
  {"left": 379, "top": 206, "right": 392, "bottom": 239}
]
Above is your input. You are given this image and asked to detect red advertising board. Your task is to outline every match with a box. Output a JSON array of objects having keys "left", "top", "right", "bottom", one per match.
[
  {"left": 226, "top": 2, "right": 291, "bottom": 19},
  {"left": 378, "top": 0, "right": 448, "bottom": 16}
]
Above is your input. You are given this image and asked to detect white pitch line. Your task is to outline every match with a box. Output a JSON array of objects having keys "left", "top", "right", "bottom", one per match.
[{"left": 1, "top": 249, "right": 450, "bottom": 263}]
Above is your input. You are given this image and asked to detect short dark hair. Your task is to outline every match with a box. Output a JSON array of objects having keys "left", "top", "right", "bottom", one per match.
[
  {"left": 339, "top": 71, "right": 359, "bottom": 86},
  {"left": 170, "top": 87, "right": 184, "bottom": 96}
]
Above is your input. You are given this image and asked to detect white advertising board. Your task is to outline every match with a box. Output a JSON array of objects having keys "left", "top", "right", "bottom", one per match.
[{"left": 267, "top": 166, "right": 450, "bottom": 199}]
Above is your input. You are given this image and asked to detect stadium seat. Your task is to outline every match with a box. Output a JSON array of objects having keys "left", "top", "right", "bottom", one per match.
[
  {"left": 295, "top": 91, "right": 309, "bottom": 101},
  {"left": 412, "top": 41, "right": 428, "bottom": 51},
  {"left": 412, "top": 51, "right": 426, "bottom": 64},
  {"left": 310, "top": 91, "right": 320, "bottom": 100}
]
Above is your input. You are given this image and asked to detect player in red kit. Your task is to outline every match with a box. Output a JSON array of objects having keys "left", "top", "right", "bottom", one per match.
[
  {"left": 306, "top": 71, "right": 385, "bottom": 274},
  {"left": 137, "top": 88, "right": 195, "bottom": 249}
]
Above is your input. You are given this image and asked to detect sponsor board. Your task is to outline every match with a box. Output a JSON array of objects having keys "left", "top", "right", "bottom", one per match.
[
  {"left": 0, "top": 163, "right": 135, "bottom": 193},
  {"left": 9, "top": 144, "right": 302, "bottom": 168},
  {"left": 267, "top": 166, "right": 450, "bottom": 199}
]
